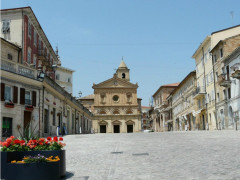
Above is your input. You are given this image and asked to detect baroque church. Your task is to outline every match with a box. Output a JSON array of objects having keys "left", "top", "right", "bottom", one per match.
[{"left": 80, "top": 60, "right": 142, "bottom": 133}]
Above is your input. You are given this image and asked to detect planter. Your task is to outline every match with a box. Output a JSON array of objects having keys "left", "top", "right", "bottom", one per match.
[
  {"left": 7, "top": 162, "right": 60, "bottom": 180},
  {"left": 5, "top": 104, "right": 14, "bottom": 108},
  {"left": 1, "top": 150, "right": 66, "bottom": 179}
]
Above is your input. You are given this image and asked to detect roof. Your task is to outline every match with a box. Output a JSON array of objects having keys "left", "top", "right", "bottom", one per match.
[
  {"left": 192, "top": 36, "right": 211, "bottom": 58},
  {"left": 119, "top": 60, "right": 127, "bottom": 68},
  {"left": 80, "top": 94, "right": 95, "bottom": 100},
  {"left": 210, "top": 34, "right": 240, "bottom": 53},
  {"left": 170, "top": 71, "right": 196, "bottom": 95},
  {"left": 153, "top": 82, "right": 179, "bottom": 97},
  {"left": 223, "top": 46, "right": 240, "bottom": 63},
  {"left": 56, "top": 66, "right": 75, "bottom": 72},
  {"left": 211, "top": 24, "right": 240, "bottom": 35},
  {"left": 1, "top": 38, "right": 21, "bottom": 49}
]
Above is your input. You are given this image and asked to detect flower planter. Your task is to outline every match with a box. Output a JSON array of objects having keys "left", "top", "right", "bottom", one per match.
[
  {"left": 5, "top": 104, "right": 14, "bottom": 108},
  {"left": 1, "top": 150, "right": 66, "bottom": 179},
  {"left": 7, "top": 162, "right": 60, "bottom": 180}
]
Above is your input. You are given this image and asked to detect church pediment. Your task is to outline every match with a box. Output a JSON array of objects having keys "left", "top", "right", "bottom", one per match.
[{"left": 92, "top": 75, "right": 138, "bottom": 89}]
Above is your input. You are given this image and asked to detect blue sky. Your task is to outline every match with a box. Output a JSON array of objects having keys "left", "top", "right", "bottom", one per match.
[{"left": 2, "top": 0, "right": 240, "bottom": 106}]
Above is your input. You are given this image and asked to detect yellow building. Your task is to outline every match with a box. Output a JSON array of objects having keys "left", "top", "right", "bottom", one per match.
[
  {"left": 80, "top": 60, "right": 142, "bottom": 133},
  {"left": 192, "top": 25, "right": 240, "bottom": 130}
]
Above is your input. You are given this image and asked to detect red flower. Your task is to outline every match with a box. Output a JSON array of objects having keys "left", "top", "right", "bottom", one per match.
[
  {"left": 53, "top": 137, "right": 58, "bottom": 142},
  {"left": 47, "top": 137, "right": 52, "bottom": 141},
  {"left": 2, "top": 142, "right": 10, "bottom": 147},
  {"left": 20, "top": 140, "right": 25, "bottom": 144},
  {"left": 10, "top": 136, "right": 15, "bottom": 139},
  {"left": 39, "top": 138, "right": 45, "bottom": 142},
  {"left": 14, "top": 139, "right": 21, "bottom": 144},
  {"left": 59, "top": 137, "right": 63, "bottom": 141},
  {"left": 39, "top": 142, "right": 43, "bottom": 146}
]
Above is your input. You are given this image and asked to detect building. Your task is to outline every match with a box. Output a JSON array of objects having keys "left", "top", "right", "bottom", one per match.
[
  {"left": 0, "top": 6, "right": 93, "bottom": 138},
  {"left": 171, "top": 71, "right": 197, "bottom": 131},
  {"left": 210, "top": 35, "right": 240, "bottom": 130},
  {"left": 192, "top": 25, "right": 240, "bottom": 130},
  {"left": 152, "top": 83, "right": 179, "bottom": 132},
  {"left": 222, "top": 47, "right": 240, "bottom": 130},
  {"left": 55, "top": 65, "right": 74, "bottom": 94},
  {"left": 80, "top": 60, "right": 142, "bottom": 133},
  {"left": 0, "top": 6, "right": 60, "bottom": 79},
  {"left": 141, "top": 106, "right": 151, "bottom": 130}
]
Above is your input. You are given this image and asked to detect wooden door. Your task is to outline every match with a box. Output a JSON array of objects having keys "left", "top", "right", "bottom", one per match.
[{"left": 24, "top": 111, "right": 32, "bottom": 130}]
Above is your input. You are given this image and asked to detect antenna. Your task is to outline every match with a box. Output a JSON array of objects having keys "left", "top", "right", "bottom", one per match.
[{"left": 230, "top": 11, "right": 234, "bottom": 25}]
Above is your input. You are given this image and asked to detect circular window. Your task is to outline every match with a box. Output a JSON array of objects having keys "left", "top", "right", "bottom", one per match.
[{"left": 113, "top": 95, "right": 119, "bottom": 102}]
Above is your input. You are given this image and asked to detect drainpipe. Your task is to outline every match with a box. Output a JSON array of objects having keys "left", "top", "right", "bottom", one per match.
[
  {"left": 21, "top": 9, "right": 24, "bottom": 64},
  {"left": 42, "top": 86, "right": 45, "bottom": 137},
  {"left": 211, "top": 52, "right": 219, "bottom": 130},
  {"left": 38, "top": 88, "right": 41, "bottom": 137},
  {"left": 202, "top": 47, "right": 208, "bottom": 130}
]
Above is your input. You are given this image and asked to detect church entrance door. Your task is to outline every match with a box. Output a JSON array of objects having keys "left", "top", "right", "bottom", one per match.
[
  {"left": 127, "top": 125, "right": 133, "bottom": 133},
  {"left": 114, "top": 125, "right": 120, "bottom": 133},
  {"left": 100, "top": 125, "right": 106, "bottom": 133}
]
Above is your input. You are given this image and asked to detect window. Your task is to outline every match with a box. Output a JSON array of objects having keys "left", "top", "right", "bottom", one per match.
[
  {"left": 113, "top": 95, "right": 119, "bottom": 102},
  {"left": 206, "top": 75, "right": 209, "bottom": 86},
  {"left": 56, "top": 74, "right": 60, "bottom": 80},
  {"left": 33, "top": 55, "right": 36, "bottom": 67},
  {"left": 223, "top": 90, "right": 226, "bottom": 100},
  {"left": 53, "top": 108, "right": 56, "bottom": 126},
  {"left": 25, "top": 91, "right": 31, "bottom": 105},
  {"left": 216, "top": 72, "right": 218, "bottom": 80},
  {"left": 8, "top": 53, "right": 13, "bottom": 60},
  {"left": 217, "top": 93, "right": 220, "bottom": 102},
  {"left": 213, "top": 54, "right": 217, "bottom": 63},
  {"left": 27, "top": 49, "right": 31, "bottom": 64},
  {"left": 34, "top": 31, "right": 37, "bottom": 46},
  {"left": 228, "top": 88, "right": 231, "bottom": 99},
  {"left": 122, "top": 73, "right": 126, "bottom": 79},
  {"left": 4, "top": 85, "right": 12, "bottom": 101},
  {"left": 67, "top": 78, "right": 71, "bottom": 83},
  {"left": 210, "top": 72, "right": 213, "bottom": 82},
  {"left": 198, "top": 99, "right": 201, "bottom": 109},
  {"left": 38, "top": 39, "right": 42, "bottom": 50},
  {"left": 113, "top": 109, "right": 120, "bottom": 114},
  {"left": 211, "top": 90, "right": 214, "bottom": 101},
  {"left": 28, "top": 22, "right": 32, "bottom": 37},
  {"left": 72, "top": 113, "right": 75, "bottom": 130},
  {"left": 220, "top": 48, "right": 223, "bottom": 58},
  {"left": 2, "top": 20, "right": 10, "bottom": 33}
]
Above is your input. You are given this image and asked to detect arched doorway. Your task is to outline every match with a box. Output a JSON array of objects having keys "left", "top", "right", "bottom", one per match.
[
  {"left": 112, "top": 120, "right": 122, "bottom": 133},
  {"left": 98, "top": 120, "right": 108, "bottom": 133},
  {"left": 126, "top": 120, "right": 135, "bottom": 133}
]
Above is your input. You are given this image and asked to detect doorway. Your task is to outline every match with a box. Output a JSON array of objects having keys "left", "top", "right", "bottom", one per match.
[
  {"left": 2, "top": 117, "right": 12, "bottom": 137},
  {"left": 100, "top": 125, "right": 106, "bottom": 133},
  {"left": 24, "top": 111, "right": 32, "bottom": 131},
  {"left": 114, "top": 125, "right": 120, "bottom": 133},
  {"left": 202, "top": 114, "right": 205, "bottom": 130},
  {"left": 127, "top": 125, "right": 133, "bottom": 133},
  {"left": 44, "top": 109, "right": 49, "bottom": 133}
]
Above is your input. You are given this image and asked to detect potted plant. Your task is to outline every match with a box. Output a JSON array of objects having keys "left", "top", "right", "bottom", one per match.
[
  {"left": 7, "top": 154, "right": 60, "bottom": 180},
  {"left": 4, "top": 100, "right": 14, "bottom": 108},
  {"left": 0, "top": 136, "right": 66, "bottom": 179},
  {"left": 25, "top": 105, "right": 34, "bottom": 111}
]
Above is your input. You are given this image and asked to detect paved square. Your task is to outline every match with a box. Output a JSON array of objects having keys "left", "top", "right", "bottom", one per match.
[{"left": 63, "top": 131, "right": 240, "bottom": 180}]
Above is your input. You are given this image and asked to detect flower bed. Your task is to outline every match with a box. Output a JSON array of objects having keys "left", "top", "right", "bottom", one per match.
[{"left": 0, "top": 136, "right": 66, "bottom": 179}]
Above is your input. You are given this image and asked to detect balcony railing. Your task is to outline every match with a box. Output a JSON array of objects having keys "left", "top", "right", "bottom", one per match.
[
  {"left": 193, "top": 86, "right": 206, "bottom": 99},
  {"left": 1, "top": 59, "right": 37, "bottom": 79},
  {"left": 217, "top": 73, "right": 231, "bottom": 87}
]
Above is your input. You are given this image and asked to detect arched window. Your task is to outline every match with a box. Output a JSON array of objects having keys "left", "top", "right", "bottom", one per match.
[
  {"left": 99, "top": 110, "right": 106, "bottom": 115},
  {"left": 126, "top": 109, "right": 133, "bottom": 114},
  {"left": 122, "top": 73, "right": 126, "bottom": 79}
]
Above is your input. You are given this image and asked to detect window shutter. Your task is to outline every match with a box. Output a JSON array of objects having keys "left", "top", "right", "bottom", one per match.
[
  {"left": 13, "top": 86, "right": 18, "bottom": 103},
  {"left": 32, "top": 91, "right": 36, "bottom": 106},
  {"left": 20, "top": 88, "right": 25, "bottom": 105},
  {"left": 1, "top": 83, "right": 5, "bottom": 101}
]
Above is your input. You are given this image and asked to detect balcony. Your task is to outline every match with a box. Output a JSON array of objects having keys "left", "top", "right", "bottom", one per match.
[
  {"left": 217, "top": 73, "right": 231, "bottom": 87},
  {"left": 38, "top": 50, "right": 51, "bottom": 67},
  {"left": 193, "top": 86, "right": 206, "bottom": 99},
  {"left": 232, "top": 70, "right": 240, "bottom": 79},
  {"left": 1, "top": 59, "right": 37, "bottom": 79}
]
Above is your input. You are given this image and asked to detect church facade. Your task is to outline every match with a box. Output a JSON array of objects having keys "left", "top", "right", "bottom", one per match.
[{"left": 80, "top": 60, "right": 142, "bottom": 133}]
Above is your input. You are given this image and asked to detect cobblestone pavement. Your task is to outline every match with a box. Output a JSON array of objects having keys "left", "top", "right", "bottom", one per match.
[{"left": 62, "top": 131, "right": 240, "bottom": 180}]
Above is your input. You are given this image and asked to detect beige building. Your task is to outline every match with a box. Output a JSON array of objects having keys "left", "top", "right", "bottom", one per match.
[
  {"left": 152, "top": 83, "right": 179, "bottom": 132},
  {"left": 171, "top": 71, "right": 197, "bottom": 131},
  {"left": 80, "top": 60, "right": 142, "bottom": 133},
  {"left": 192, "top": 25, "right": 240, "bottom": 130},
  {"left": 1, "top": 36, "right": 92, "bottom": 139},
  {"left": 210, "top": 35, "right": 240, "bottom": 129}
]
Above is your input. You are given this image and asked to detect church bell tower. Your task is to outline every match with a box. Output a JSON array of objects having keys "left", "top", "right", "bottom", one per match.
[{"left": 116, "top": 59, "right": 130, "bottom": 81}]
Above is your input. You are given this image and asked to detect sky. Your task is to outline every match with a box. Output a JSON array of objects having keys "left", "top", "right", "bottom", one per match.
[{"left": 2, "top": 0, "right": 240, "bottom": 106}]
